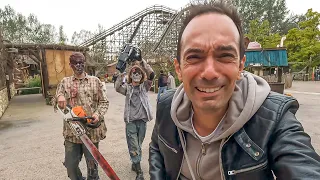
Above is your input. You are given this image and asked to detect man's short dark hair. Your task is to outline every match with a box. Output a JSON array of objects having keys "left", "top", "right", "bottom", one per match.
[
  {"left": 160, "top": 70, "right": 164, "bottom": 74},
  {"left": 177, "top": 1, "right": 245, "bottom": 63},
  {"left": 69, "top": 52, "right": 85, "bottom": 63}
]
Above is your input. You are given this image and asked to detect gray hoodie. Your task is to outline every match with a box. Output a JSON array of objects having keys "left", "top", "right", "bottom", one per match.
[{"left": 170, "top": 71, "right": 271, "bottom": 180}]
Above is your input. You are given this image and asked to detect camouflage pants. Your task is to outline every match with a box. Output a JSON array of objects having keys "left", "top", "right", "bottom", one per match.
[{"left": 63, "top": 140, "right": 99, "bottom": 180}]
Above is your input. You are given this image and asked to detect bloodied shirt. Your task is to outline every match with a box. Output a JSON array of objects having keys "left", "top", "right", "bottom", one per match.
[{"left": 55, "top": 73, "right": 109, "bottom": 144}]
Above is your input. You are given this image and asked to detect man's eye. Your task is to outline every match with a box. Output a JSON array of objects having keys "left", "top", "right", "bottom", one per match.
[
  {"left": 186, "top": 55, "right": 200, "bottom": 60},
  {"left": 220, "top": 53, "right": 235, "bottom": 58}
]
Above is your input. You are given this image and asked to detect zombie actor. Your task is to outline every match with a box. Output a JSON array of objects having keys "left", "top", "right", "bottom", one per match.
[
  {"left": 115, "top": 60, "right": 154, "bottom": 180},
  {"left": 55, "top": 52, "right": 109, "bottom": 180}
]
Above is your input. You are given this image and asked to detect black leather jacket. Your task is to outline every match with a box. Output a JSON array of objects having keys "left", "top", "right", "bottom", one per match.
[{"left": 149, "top": 90, "right": 320, "bottom": 180}]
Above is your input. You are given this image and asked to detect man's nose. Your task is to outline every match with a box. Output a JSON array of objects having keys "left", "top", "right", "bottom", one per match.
[{"left": 200, "top": 57, "right": 219, "bottom": 80}]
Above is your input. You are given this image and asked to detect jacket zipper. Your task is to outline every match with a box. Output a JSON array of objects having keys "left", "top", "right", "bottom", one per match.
[
  {"left": 158, "top": 135, "right": 178, "bottom": 153},
  {"left": 176, "top": 129, "right": 187, "bottom": 180},
  {"left": 176, "top": 155, "right": 184, "bottom": 180},
  {"left": 220, "top": 134, "right": 234, "bottom": 180},
  {"left": 196, "top": 143, "right": 206, "bottom": 180},
  {"left": 227, "top": 160, "right": 268, "bottom": 176}
]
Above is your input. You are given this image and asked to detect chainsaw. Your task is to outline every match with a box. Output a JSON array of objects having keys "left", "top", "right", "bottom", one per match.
[{"left": 56, "top": 105, "right": 120, "bottom": 180}]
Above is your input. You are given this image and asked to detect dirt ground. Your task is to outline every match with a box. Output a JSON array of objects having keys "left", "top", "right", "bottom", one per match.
[{"left": 0, "top": 81, "right": 319, "bottom": 180}]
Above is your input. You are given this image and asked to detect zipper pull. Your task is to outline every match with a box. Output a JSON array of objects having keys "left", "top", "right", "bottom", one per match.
[
  {"left": 228, "top": 170, "right": 236, "bottom": 175},
  {"left": 201, "top": 143, "right": 206, "bottom": 155}
]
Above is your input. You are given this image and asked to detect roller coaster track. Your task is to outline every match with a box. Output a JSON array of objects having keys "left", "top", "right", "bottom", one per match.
[
  {"left": 79, "top": 5, "right": 177, "bottom": 47},
  {"left": 79, "top": 4, "right": 193, "bottom": 66}
]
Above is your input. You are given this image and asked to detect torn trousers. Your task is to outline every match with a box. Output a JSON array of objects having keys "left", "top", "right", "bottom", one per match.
[
  {"left": 64, "top": 140, "right": 99, "bottom": 180},
  {"left": 125, "top": 120, "right": 147, "bottom": 164}
]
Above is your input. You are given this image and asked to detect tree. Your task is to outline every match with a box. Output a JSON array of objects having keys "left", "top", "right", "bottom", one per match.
[
  {"left": 231, "top": 0, "right": 289, "bottom": 34},
  {"left": 280, "top": 13, "right": 306, "bottom": 35},
  {"left": 70, "top": 24, "right": 109, "bottom": 75},
  {"left": 70, "top": 24, "right": 105, "bottom": 46},
  {"left": 0, "top": 5, "right": 27, "bottom": 43},
  {"left": 58, "top": 25, "right": 68, "bottom": 44},
  {"left": 26, "top": 14, "right": 56, "bottom": 44},
  {"left": 0, "top": 5, "right": 57, "bottom": 44},
  {"left": 285, "top": 9, "right": 320, "bottom": 73},
  {"left": 71, "top": 29, "right": 94, "bottom": 45},
  {"left": 246, "top": 19, "right": 282, "bottom": 48}
]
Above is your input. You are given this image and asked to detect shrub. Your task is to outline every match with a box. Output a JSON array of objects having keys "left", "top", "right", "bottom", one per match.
[{"left": 21, "top": 75, "right": 42, "bottom": 95}]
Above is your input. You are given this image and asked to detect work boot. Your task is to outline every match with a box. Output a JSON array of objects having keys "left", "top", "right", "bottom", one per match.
[
  {"left": 134, "top": 163, "right": 144, "bottom": 180},
  {"left": 131, "top": 163, "right": 136, "bottom": 172}
]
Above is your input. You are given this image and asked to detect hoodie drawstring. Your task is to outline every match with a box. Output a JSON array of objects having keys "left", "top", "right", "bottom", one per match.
[{"left": 177, "top": 128, "right": 196, "bottom": 180}]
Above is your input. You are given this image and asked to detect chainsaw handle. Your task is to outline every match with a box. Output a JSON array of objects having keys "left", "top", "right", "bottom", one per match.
[
  {"left": 70, "top": 117, "right": 101, "bottom": 129},
  {"left": 86, "top": 120, "right": 102, "bottom": 129}
]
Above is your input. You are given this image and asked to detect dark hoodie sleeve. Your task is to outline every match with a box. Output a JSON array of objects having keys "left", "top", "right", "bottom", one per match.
[{"left": 269, "top": 99, "right": 320, "bottom": 179}]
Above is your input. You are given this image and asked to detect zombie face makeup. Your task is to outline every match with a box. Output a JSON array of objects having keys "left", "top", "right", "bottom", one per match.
[
  {"left": 70, "top": 59, "right": 85, "bottom": 75},
  {"left": 130, "top": 68, "right": 143, "bottom": 83},
  {"left": 69, "top": 52, "right": 86, "bottom": 76}
]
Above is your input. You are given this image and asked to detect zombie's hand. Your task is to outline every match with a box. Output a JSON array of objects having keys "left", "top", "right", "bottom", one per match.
[
  {"left": 92, "top": 114, "right": 99, "bottom": 124},
  {"left": 141, "top": 59, "right": 147, "bottom": 68},
  {"left": 57, "top": 95, "right": 66, "bottom": 109},
  {"left": 140, "top": 59, "right": 154, "bottom": 80},
  {"left": 120, "top": 73, "right": 126, "bottom": 78}
]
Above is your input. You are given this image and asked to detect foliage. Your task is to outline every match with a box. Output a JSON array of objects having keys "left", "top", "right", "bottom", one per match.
[
  {"left": 58, "top": 25, "right": 68, "bottom": 44},
  {"left": 175, "top": 77, "right": 182, "bottom": 87},
  {"left": 71, "top": 24, "right": 107, "bottom": 67},
  {"left": 71, "top": 29, "right": 94, "bottom": 46},
  {"left": 281, "top": 13, "right": 306, "bottom": 34},
  {"left": 231, "top": 0, "right": 289, "bottom": 34},
  {"left": 0, "top": 5, "right": 57, "bottom": 44},
  {"left": 21, "top": 75, "right": 42, "bottom": 95},
  {"left": 246, "top": 19, "right": 282, "bottom": 48},
  {"left": 285, "top": 9, "right": 320, "bottom": 72},
  {"left": 191, "top": 0, "right": 301, "bottom": 35}
]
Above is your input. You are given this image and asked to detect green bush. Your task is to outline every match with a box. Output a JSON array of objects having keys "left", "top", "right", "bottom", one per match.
[
  {"left": 175, "top": 77, "right": 182, "bottom": 87},
  {"left": 21, "top": 75, "right": 42, "bottom": 95}
]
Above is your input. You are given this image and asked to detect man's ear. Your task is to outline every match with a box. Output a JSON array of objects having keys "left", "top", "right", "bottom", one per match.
[
  {"left": 237, "top": 55, "right": 246, "bottom": 80},
  {"left": 174, "top": 58, "right": 182, "bottom": 81}
]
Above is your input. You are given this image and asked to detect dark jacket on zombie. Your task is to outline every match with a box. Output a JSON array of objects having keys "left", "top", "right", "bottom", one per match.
[
  {"left": 158, "top": 73, "right": 168, "bottom": 87},
  {"left": 149, "top": 71, "right": 320, "bottom": 180}
]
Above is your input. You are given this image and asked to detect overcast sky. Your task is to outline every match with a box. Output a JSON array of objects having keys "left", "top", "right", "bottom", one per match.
[{"left": 0, "top": 0, "right": 319, "bottom": 39}]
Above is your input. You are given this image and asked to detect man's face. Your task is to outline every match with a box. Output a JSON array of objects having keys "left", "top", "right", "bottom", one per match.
[
  {"left": 70, "top": 58, "right": 85, "bottom": 75},
  {"left": 174, "top": 13, "right": 245, "bottom": 112}
]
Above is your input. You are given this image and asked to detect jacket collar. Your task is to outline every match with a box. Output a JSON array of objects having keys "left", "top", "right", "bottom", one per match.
[{"left": 233, "top": 128, "right": 264, "bottom": 161}]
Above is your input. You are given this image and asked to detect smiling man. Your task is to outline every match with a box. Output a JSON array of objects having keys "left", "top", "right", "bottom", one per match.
[{"left": 149, "top": 1, "right": 320, "bottom": 180}]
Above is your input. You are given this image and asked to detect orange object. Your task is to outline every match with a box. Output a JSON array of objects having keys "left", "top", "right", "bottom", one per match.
[
  {"left": 72, "top": 106, "right": 87, "bottom": 117},
  {"left": 71, "top": 106, "right": 92, "bottom": 123}
]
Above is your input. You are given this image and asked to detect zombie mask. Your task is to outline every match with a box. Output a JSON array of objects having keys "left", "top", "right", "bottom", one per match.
[{"left": 130, "top": 68, "right": 143, "bottom": 83}]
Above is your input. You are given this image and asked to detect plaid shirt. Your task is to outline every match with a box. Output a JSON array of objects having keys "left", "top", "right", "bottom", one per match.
[{"left": 55, "top": 73, "right": 109, "bottom": 144}]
